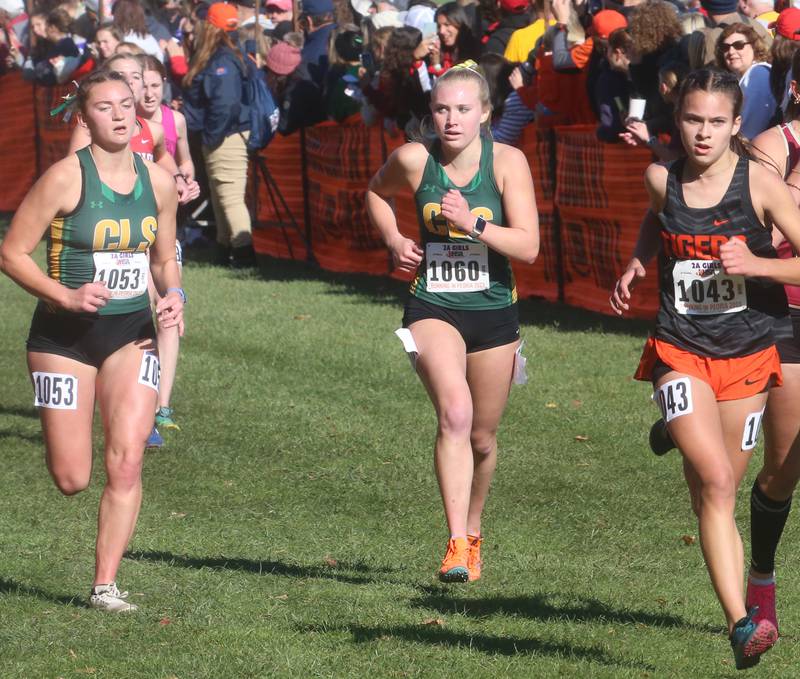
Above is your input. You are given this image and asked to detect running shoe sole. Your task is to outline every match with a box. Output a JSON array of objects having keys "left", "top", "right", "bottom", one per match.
[
  {"left": 733, "top": 620, "right": 778, "bottom": 670},
  {"left": 439, "top": 566, "right": 469, "bottom": 583}
]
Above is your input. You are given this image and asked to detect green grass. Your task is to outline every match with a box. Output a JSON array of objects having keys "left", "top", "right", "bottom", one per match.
[{"left": 0, "top": 245, "right": 798, "bottom": 678}]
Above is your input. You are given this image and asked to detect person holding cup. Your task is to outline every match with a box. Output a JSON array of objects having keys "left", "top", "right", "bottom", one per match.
[{"left": 627, "top": 96, "right": 647, "bottom": 123}]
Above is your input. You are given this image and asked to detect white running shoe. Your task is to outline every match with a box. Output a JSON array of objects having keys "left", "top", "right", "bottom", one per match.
[{"left": 89, "top": 582, "right": 138, "bottom": 612}]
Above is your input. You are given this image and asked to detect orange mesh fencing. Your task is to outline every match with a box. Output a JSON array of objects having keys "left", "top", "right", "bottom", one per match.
[
  {"left": 0, "top": 73, "right": 36, "bottom": 211},
  {"left": 249, "top": 132, "right": 308, "bottom": 260},
  {"left": 514, "top": 125, "right": 558, "bottom": 302},
  {"left": 554, "top": 125, "right": 658, "bottom": 319},
  {"left": 302, "top": 121, "right": 391, "bottom": 274}
]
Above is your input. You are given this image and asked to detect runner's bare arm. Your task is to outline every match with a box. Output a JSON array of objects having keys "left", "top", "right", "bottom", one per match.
[
  {"left": 367, "top": 143, "right": 427, "bottom": 271},
  {"left": 149, "top": 118, "right": 195, "bottom": 203},
  {"left": 610, "top": 210, "right": 661, "bottom": 315},
  {"left": 722, "top": 164, "right": 800, "bottom": 284},
  {"left": 147, "top": 161, "right": 184, "bottom": 332},
  {"left": 173, "top": 111, "right": 195, "bottom": 181},
  {"left": 750, "top": 127, "right": 787, "bottom": 178},
  {"left": 442, "top": 143, "right": 538, "bottom": 264},
  {"left": 610, "top": 164, "right": 666, "bottom": 315},
  {"left": 0, "top": 157, "right": 111, "bottom": 312}
]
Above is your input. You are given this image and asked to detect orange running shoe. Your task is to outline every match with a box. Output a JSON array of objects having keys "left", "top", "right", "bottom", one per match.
[
  {"left": 467, "top": 534, "right": 483, "bottom": 581},
  {"left": 438, "top": 537, "right": 469, "bottom": 582}
]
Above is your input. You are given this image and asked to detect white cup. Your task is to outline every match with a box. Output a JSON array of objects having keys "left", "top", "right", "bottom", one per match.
[{"left": 628, "top": 98, "right": 646, "bottom": 121}]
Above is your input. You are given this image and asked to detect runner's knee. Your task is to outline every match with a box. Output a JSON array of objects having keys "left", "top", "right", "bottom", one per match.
[
  {"left": 52, "top": 471, "right": 91, "bottom": 496},
  {"left": 697, "top": 469, "right": 737, "bottom": 510},
  {"left": 470, "top": 430, "right": 497, "bottom": 457},
  {"left": 105, "top": 446, "right": 144, "bottom": 491},
  {"left": 438, "top": 398, "right": 473, "bottom": 439}
]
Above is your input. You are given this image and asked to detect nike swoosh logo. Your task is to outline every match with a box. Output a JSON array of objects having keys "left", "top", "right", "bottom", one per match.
[
  {"left": 713, "top": 219, "right": 729, "bottom": 226},
  {"left": 744, "top": 378, "right": 759, "bottom": 385}
]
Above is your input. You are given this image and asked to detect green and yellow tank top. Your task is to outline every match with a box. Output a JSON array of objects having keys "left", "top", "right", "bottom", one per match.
[
  {"left": 47, "top": 147, "right": 158, "bottom": 316},
  {"left": 410, "top": 135, "right": 515, "bottom": 310}
]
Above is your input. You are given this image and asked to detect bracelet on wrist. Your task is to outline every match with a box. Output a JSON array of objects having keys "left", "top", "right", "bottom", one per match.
[{"left": 166, "top": 287, "right": 187, "bottom": 304}]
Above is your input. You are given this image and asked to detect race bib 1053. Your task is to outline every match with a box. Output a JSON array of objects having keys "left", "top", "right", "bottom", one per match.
[
  {"left": 32, "top": 371, "right": 77, "bottom": 409},
  {"left": 93, "top": 251, "right": 148, "bottom": 299}
]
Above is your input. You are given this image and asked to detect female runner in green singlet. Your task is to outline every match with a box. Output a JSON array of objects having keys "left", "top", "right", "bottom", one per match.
[
  {"left": 0, "top": 70, "right": 184, "bottom": 612},
  {"left": 367, "top": 61, "right": 539, "bottom": 583}
]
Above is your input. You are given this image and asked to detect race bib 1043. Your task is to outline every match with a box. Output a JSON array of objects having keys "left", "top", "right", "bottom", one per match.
[
  {"left": 93, "top": 251, "right": 148, "bottom": 299},
  {"left": 673, "top": 259, "right": 746, "bottom": 315},
  {"left": 426, "top": 242, "right": 489, "bottom": 293}
]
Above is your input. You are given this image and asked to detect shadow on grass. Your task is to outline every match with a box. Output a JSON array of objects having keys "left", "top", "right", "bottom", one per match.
[
  {"left": 185, "top": 254, "right": 652, "bottom": 336},
  {"left": 0, "top": 577, "right": 84, "bottom": 608},
  {"left": 0, "top": 426, "right": 42, "bottom": 443},
  {"left": 125, "top": 549, "right": 398, "bottom": 585},
  {"left": 0, "top": 404, "right": 39, "bottom": 419},
  {"left": 339, "top": 623, "right": 655, "bottom": 670},
  {"left": 411, "top": 590, "right": 721, "bottom": 634}
]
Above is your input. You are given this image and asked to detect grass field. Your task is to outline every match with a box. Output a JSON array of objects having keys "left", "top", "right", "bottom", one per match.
[{"left": 0, "top": 244, "right": 798, "bottom": 678}]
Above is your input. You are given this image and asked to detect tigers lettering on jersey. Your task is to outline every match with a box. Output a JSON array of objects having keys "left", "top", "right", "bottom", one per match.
[
  {"left": 421, "top": 202, "right": 494, "bottom": 239},
  {"left": 660, "top": 232, "right": 746, "bottom": 260},
  {"left": 654, "top": 155, "right": 788, "bottom": 358},
  {"left": 92, "top": 217, "right": 157, "bottom": 252}
]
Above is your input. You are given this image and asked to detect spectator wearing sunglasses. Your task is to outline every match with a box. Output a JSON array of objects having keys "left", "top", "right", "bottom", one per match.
[{"left": 715, "top": 22, "right": 776, "bottom": 139}]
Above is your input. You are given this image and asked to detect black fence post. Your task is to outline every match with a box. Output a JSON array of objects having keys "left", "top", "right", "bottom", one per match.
[
  {"left": 299, "top": 126, "right": 315, "bottom": 264},
  {"left": 548, "top": 127, "right": 565, "bottom": 304}
]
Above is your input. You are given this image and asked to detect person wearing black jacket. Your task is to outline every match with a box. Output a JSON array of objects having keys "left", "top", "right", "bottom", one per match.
[
  {"left": 483, "top": 0, "right": 532, "bottom": 56},
  {"left": 278, "top": 0, "right": 337, "bottom": 133},
  {"left": 182, "top": 3, "right": 255, "bottom": 267}
]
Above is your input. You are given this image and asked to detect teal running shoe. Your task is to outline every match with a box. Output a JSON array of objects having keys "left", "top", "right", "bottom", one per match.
[
  {"left": 154, "top": 407, "right": 180, "bottom": 431},
  {"left": 438, "top": 538, "right": 469, "bottom": 583},
  {"left": 146, "top": 426, "right": 163, "bottom": 448},
  {"left": 730, "top": 607, "right": 778, "bottom": 670}
]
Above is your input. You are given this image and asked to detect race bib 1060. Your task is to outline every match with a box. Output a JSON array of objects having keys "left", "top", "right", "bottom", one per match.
[
  {"left": 426, "top": 242, "right": 489, "bottom": 293},
  {"left": 93, "top": 251, "right": 148, "bottom": 299},
  {"left": 673, "top": 259, "right": 746, "bottom": 315}
]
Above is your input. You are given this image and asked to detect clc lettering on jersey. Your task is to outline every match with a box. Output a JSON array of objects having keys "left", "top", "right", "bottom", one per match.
[
  {"left": 93, "top": 216, "right": 157, "bottom": 252},
  {"left": 421, "top": 202, "right": 493, "bottom": 238},
  {"left": 661, "top": 231, "right": 746, "bottom": 260}
]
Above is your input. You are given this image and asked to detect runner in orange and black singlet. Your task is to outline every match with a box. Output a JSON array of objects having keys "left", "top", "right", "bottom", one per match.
[
  {"left": 635, "top": 153, "right": 789, "bottom": 400},
  {"left": 611, "top": 69, "right": 800, "bottom": 670}
]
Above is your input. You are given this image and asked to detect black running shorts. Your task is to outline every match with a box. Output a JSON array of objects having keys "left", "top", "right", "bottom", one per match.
[
  {"left": 402, "top": 296, "right": 519, "bottom": 354},
  {"left": 777, "top": 308, "right": 800, "bottom": 364},
  {"left": 27, "top": 304, "right": 156, "bottom": 368}
]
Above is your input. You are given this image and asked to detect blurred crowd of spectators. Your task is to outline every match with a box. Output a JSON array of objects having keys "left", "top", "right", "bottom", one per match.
[{"left": 2, "top": 0, "right": 800, "bottom": 195}]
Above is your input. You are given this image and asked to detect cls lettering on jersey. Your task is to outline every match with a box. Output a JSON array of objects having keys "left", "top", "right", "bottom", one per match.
[
  {"left": 661, "top": 232, "right": 746, "bottom": 260},
  {"left": 422, "top": 203, "right": 493, "bottom": 239},
  {"left": 92, "top": 216, "right": 157, "bottom": 252}
]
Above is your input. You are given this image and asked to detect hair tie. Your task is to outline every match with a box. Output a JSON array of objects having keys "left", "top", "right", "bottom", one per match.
[
  {"left": 50, "top": 80, "right": 80, "bottom": 122},
  {"left": 451, "top": 59, "right": 479, "bottom": 72}
]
